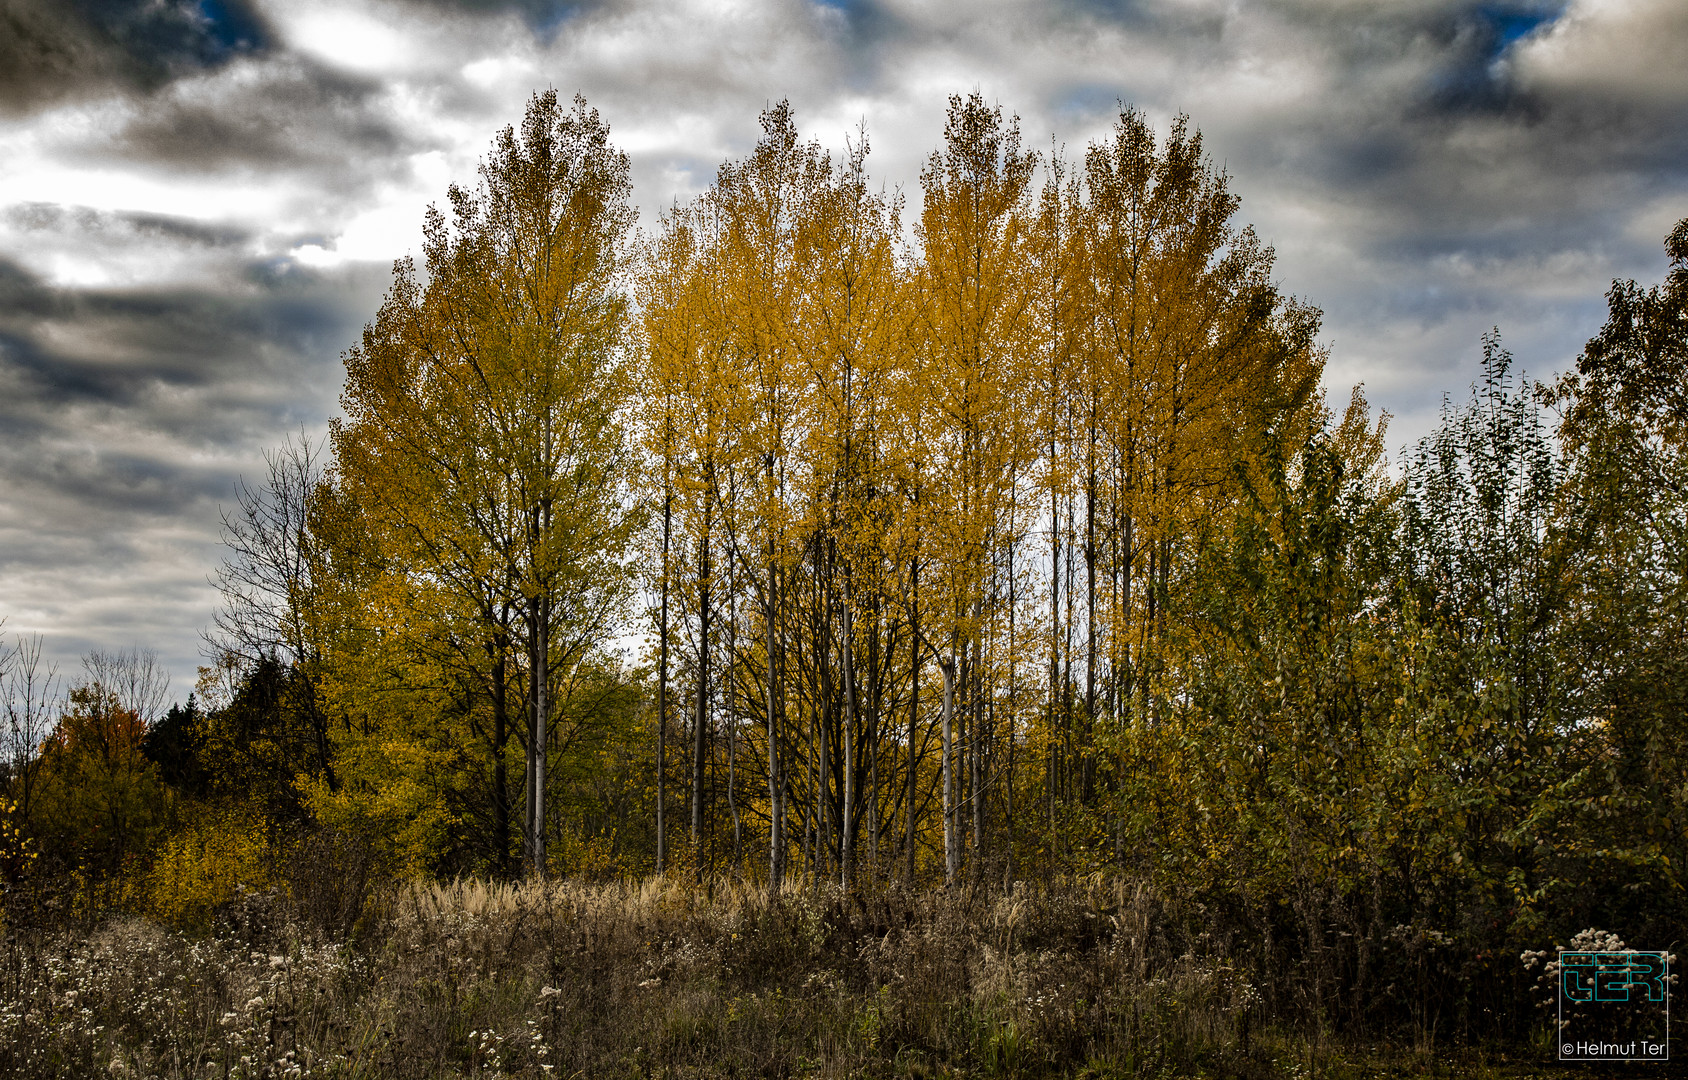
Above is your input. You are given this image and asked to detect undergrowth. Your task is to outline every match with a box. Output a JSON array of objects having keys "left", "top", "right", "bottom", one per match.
[{"left": 0, "top": 873, "right": 1619, "bottom": 1079}]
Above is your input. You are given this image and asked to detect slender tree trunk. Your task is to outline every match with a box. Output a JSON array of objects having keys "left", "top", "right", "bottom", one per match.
[
  {"left": 941, "top": 653, "right": 956, "bottom": 887},
  {"left": 1006, "top": 511, "right": 1017, "bottom": 886},
  {"left": 1113, "top": 452, "right": 1128, "bottom": 865},
  {"left": 1085, "top": 404, "right": 1098, "bottom": 805},
  {"left": 693, "top": 501, "right": 711, "bottom": 878},
  {"left": 531, "top": 592, "right": 549, "bottom": 878},
  {"left": 767, "top": 556, "right": 783, "bottom": 893},
  {"left": 1006, "top": 691, "right": 1017, "bottom": 885},
  {"left": 868, "top": 607, "right": 880, "bottom": 878},
  {"left": 530, "top": 422, "right": 555, "bottom": 880},
  {"left": 906, "top": 555, "right": 920, "bottom": 884},
  {"left": 728, "top": 567, "right": 742, "bottom": 874},
  {"left": 1157, "top": 531, "right": 1171, "bottom": 723},
  {"left": 492, "top": 627, "right": 511, "bottom": 879},
  {"left": 817, "top": 556, "right": 833, "bottom": 875},
  {"left": 1063, "top": 484, "right": 1076, "bottom": 804},
  {"left": 1048, "top": 445, "right": 1061, "bottom": 867},
  {"left": 729, "top": 708, "right": 741, "bottom": 871},
  {"left": 525, "top": 602, "right": 538, "bottom": 873},
  {"left": 1122, "top": 441, "right": 1135, "bottom": 723},
  {"left": 841, "top": 600, "right": 857, "bottom": 888},
  {"left": 971, "top": 626, "right": 984, "bottom": 881},
  {"left": 808, "top": 701, "right": 819, "bottom": 877},
  {"left": 658, "top": 484, "right": 671, "bottom": 875},
  {"left": 1144, "top": 540, "right": 1157, "bottom": 722}
]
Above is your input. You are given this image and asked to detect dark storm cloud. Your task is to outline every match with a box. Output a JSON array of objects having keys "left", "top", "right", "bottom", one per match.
[
  {"left": 2, "top": 435, "right": 231, "bottom": 521},
  {"left": 0, "top": 255, "right": 381, "bottom": 450},
  {"left": 1411, "top": 2, "right": 1565, "bottom": 112},
  {"left": 109, "top": 59, "right": 409, "bottom": 175},
  {"left": 1258, "top": 0, "right": 1688, "bottom": 200},
  {"left": 0, "top": 250, "right": 390, "bottom": 683},
  {"left": 0, "top": 255, "right": 56, "bottom": 317},
  {"left": 393, "top": 0, "right": 585, "bottom": 35},
  {"left": 810, "top": 0, "right": 908, "bottom": 66},
  {"left": 0, "top": 0, "right": 271, "bottom": 114},
  {"left": 5, "top": 202, "right": 253, "bottom": 251}
]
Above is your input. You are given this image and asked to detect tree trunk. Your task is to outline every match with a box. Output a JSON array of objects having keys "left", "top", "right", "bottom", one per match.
[
  {"left": 693, "top": 501, "right": 711, "bottom": 878},
  {"left": 1085, "top": 404, "right": 1097, "bottom": 805},
  {"left": 492, "top": 628, "right": 511, "bottom": 879},
  {"left": 728, "top": 570, "right": 741, "bottom": 873},
  {"left": 525, "top": 600, "right": 538, "bottom": 873},
  {"left": 941, "top": 653, "right": 956, "bottom": 888},
  {"left": 906, "top": 556, "right": 920, "bottom": 884},
  {"left": 841, "top": 601, "right": 857, "bottom": 889},
  {"left": 1006, "top": 516, "right": 1017, "bottom": 886},
  {"left": 971, "top": 629, "right": 984, "bottom": 881},
  {"left": 1049, "top": 451, "right": 1061, "bottom": 868},
  {"left": 767, "top": 556, "right": 783, "bottom": 893},
  {"left": 658, "top": 483, "right": 671, "bottom": 875},
  {"left": 530, "top": 592, "right": 549, "bottom": 878},
  {"left": 868, "top": 607, "right": 880, "bottom": 877}
]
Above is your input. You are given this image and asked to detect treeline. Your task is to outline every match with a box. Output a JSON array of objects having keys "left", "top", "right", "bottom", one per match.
[{"left": 4, "top": 89, "right": 1687, "bottom": 1044}]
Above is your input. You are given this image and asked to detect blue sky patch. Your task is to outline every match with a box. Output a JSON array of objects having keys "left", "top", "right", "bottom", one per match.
[
  {"left": 194, "top": 0, "right": 268, "bottom": 58},
  {"left": 1476, "top": 2, "right": 1563, "bottom": 59}
]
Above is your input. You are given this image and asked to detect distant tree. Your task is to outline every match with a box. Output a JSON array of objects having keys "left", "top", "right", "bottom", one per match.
[
  {"left": 1557, "top": 217, "right": 1688, "bottom": 452},
  {"left": 140, "top": 695, "right": 209, "bottom": 800},
  {"left": 193, "top": 657, "right": 331, "bottom": 820},
  {"left": 207, "top": 433, "right": 338, "bottom": 792},
  {"left": 1392, "top": 333, "right": 1584, "bottom": 944},
  {"left": 32, "top": 651, "right": 170, "bottom": 872},
  {"left": 1, "top": 632, "right": 60, "bottom": 830}
]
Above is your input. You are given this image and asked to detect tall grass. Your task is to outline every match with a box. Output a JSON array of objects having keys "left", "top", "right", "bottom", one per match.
[{"left": 1, "top": 872, "right": 1569, "bottom": 1078}]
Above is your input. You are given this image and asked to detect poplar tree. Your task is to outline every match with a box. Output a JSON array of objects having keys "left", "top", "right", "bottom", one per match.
[
  {"left": 917, "top": 93, "right": 1039, "bottom": 883},
  {"left": 333, "top": 91, "right": 637, "bottom": 878}
]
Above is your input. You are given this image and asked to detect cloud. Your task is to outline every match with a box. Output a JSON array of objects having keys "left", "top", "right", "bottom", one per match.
[
  {"left": 1023, "top": 0, "right": 1688, "bottom": 421},
  {"left": 1512, "top": 0, "right": 1688, "bottom": 104},
  {"left": 0, "top": 252, "right": 389, "bottom": 684},
  {"left": 0, "top": 0, "right": 272, "bottom": 115},
  {"left": 109, "top": 57, "right": 407, "bottom": 175},
  {"left": 1, "top": 0, "right": 1686, "bottom": 690},
  {"left": 0, "top": 250, "right": 381, "bottom": 461},
  {"left": 3, "top": 203, "right": 255, "bottom": 282}
]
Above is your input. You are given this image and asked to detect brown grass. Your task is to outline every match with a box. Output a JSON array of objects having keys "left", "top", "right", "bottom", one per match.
[{"left": 0, "top": 872, "right": 1575, "bottom": 1079}]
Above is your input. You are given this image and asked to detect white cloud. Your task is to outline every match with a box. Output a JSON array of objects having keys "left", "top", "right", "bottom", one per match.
[{"left": 1512, "top": 0, "right": 1688, "bottom": 102}]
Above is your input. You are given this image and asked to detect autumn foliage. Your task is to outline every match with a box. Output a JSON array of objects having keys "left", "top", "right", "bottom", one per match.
[{"left": 5, "top": 90, "right": 1688, "bottom": 1072}]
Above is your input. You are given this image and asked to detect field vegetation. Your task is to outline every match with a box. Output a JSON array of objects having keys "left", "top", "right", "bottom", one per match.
[{"left": 0, "top": 869, "right": 1595, "bottom": 1079}]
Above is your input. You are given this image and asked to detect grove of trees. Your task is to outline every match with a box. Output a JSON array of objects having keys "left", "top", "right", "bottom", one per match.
[{"left": 4, "top": 89, "right": 1687, "bottom": 1046}]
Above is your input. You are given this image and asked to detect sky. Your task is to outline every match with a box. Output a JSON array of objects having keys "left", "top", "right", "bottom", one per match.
[{"left": 1, "top": 0, "right": 1686, "bottom": 699}]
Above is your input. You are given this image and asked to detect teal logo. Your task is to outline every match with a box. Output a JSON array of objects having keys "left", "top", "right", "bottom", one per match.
[{"left": 1558, "top": 950, "right": 1670, "bottom": 1061}]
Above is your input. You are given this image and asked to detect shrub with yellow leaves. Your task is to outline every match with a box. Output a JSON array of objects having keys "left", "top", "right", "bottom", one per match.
[
  {"left": 0, "top": 795, "right": 35, "bottom": 880},
  {"left": 143, "top": 809, "right": 273, "bottom": 933}
]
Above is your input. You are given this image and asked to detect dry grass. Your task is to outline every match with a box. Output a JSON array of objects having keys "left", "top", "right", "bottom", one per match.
[{"left": 0, "top": 872, "right": 1567, "bottom": 1079}]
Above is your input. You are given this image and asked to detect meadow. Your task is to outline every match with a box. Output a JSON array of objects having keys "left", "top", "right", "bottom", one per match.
[{"left": 1, "top": 864, "right": 1596, "bottom": 1080}]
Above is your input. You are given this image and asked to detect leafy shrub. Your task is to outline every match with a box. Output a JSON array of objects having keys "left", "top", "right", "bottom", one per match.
[{"left": 143, "top": 809, "right": 273, "bottom": 933}]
